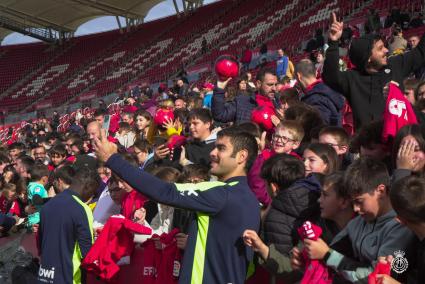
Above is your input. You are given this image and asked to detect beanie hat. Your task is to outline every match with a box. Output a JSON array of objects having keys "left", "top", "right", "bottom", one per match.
[{"left": 349, "top": 34, "right": 380, "bottom": 71}]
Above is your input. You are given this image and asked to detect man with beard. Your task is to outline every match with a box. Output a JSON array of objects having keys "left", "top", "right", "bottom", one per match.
[
  {"left": 93, "top": 127, "right": 260, "bottom": 284},
  {"left": 211, "top": 68, "right": 279, "bottom": 124},
  {"left": 323, "top": 12, "right": 425, "bottom": 129}
]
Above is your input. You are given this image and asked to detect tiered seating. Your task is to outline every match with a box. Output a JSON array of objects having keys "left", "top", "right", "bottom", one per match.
[
  {"left": 268, "top": 0, "right": 341, "bottom": 53},
  {"left": 2, "top": 30, "right": 121, "bottom": 112},
  {"left": 140, "top": 0, "right": 288, "bottom": 83},
  {"left": 63, "top": 0, "right": 239, "bottom": 103},
  {"left": 0, "top": 43, "right": 53, "bottom": 93},
  {"left": 0, "top": 0, "right": 423, "bottom": 116},
  {"left": 41, "top": 15, "right": 178, "bottom": 108},
  {"left": 147, "top": 0, "right": 262, "bottom": 81},
  {"left": 28, "top": 0, "right": 233, "bottom": 109},
  {"left": 177, "top": 0, "right": 320, "bottom": 75}
]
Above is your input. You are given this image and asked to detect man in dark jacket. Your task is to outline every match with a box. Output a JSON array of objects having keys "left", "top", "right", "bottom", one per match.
[
  {"left": 323, "top": 12, "right": 425, "bottom": 130},
  {"left": 211, "top": 68, "right": 279, "bottom": 125},
  {"left": 176, "top": 78, "right": 189, "bottom": 98},
  {"left": 295, "top": 59, "right": 344, "bottom": 126}
]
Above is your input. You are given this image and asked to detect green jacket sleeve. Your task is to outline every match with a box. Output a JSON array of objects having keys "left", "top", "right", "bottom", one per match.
[{"left": 258, "top": 244, "right": 293, "bottom": 274}]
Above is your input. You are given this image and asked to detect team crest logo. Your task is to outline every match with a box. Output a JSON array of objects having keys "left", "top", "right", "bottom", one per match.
[
  {"left": 388, "top": 99, "right": 407, "bottom": 120},
  {"left": 391, "top": 250, "right": 408, "bottom": 274},
  {"left": 173, "top": 260, "right": 181, "bottom": 277}
]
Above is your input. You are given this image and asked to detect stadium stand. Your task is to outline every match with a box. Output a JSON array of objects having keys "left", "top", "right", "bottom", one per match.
[{"left": 0, "top": 0, "right": 423, "bottom": 128}]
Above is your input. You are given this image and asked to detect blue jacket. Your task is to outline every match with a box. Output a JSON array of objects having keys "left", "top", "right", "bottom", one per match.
[
  {"left": 202, "top": 91, "right": 213, "bottom": 109},
  {"left": 276, "top": 56, "right": 289, "bottom": 78},
  {"left": 106, "top": 154, "right": 260, "bottom": 284},
  {"left": 301, "top": 81, "right": 345, "bottom": 126},
  {"left": 211, "top": 88, "right": 279, "bottom": 124},
  {"left": 38, "top": 189, "right": 93, "bottom": 284}
]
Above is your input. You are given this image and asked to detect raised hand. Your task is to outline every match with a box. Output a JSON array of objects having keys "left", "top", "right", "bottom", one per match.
[
  {"left": 154, "top": 143, "right": 170, "bottom": 161},
  {"left": 329, "top": 12, "right": 343, "bottom": 42},
  {"left": 179, "top": 146, "right": 191, "bottom": 166},
  {"left": 271, "top": 114, "right": 281, "bottom": 127},
  {"left": 162, "top": 117, "right": 175, "bottom": 130},
  {"left": 93, "top": 129, "right": 118, "bottom": 162},
  {"left": 242, "top": 229, "right": 269, "bottom": 260},
  {"left": 396, "top": 139, "right": 417, "bottom": 171},
  {"left": 133, "top": 207, "right": 146, "bottom": 224},
  {"left": 216, "top": 77, "right": 232, "bottom": 89}
]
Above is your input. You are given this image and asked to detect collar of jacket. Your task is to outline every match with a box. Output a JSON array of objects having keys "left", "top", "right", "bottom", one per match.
[
  {"left": 254, "top": 93, "right": 274, "bottom": 107},
  {"left": 65, "top": 188, "right": 83, "bottom": 201},
  {"left": 374, "top": 209, "right": 397, "bottom": 224},
  {"left": 190, "top": 131, "right": 217, "bottom": 145},
  {"left": 304, "top": 79, "right": 323, "bottom": 93}
]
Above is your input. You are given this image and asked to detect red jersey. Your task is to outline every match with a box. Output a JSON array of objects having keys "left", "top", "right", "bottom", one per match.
[
  {"left": 82, "top": 214, "right": 151, "bottom": 281},
  {"left": 382, "top": 83, "right": 418, "bottom": 143},
  {"left": 141, "top": 229, "right": 182, "bottom": 284},
  {"left": 121, "top": 190, "right": 148, "bottom": 220},
  {"left": 8, "top": 199, "right": 24, "bottom": 217}
]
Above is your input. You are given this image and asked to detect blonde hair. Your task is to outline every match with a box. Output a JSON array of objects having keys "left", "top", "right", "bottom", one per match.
[
  {"left": 2, "top": 183, "right": 16, "bottom": 194},
  {"left": 277, "top": 120, "right": 305, "bottom": 142}
]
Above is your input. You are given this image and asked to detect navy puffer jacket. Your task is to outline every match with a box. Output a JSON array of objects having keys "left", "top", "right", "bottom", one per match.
[
  {"left": 301, "top": 81, "right": 345, "bottom": 126},
  {"left": 263, "top": 173, "right": 322, "bottom": 254}
]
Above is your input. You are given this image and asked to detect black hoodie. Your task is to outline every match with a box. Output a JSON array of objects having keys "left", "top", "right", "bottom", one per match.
[{"left": 323, "top": 33, "right": 425, "bottom": 129}]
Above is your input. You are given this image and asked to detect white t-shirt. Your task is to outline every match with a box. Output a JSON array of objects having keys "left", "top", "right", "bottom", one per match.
[{"left": 93, "top": 185, "right": 121, "bottom": 229}]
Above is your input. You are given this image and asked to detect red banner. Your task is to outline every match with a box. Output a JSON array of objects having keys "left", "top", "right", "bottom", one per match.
[
  {"left": 35, "top": 100, "right": 52, "bottom": 110},
  {"left": 187, "top": 63, "right": 211, "bottom": 75},
  {"left": 79, "top": 90, "right": 97, "bottom": 102}
]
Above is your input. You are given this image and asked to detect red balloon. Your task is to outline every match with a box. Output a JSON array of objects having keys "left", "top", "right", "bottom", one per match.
[
  {"left": 154, "top": 109, "right": 174, "bottom": 126},
  {"left": 215, "top": 55, "right": 239, "bottom": 80},
  {"left": 251, "top": 106, "right": 276, "bottom": 131}
]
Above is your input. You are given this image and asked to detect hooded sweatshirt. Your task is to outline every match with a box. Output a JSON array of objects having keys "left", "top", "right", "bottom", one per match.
[
  {"left": 301, "top": 80, "right": 345, "bottom": 126},
  {"left": 323, "top": 33, "right": 425, "bottom": 129},
  {"left": 326, "top": 210, "right": 416, "bottom": 283}
]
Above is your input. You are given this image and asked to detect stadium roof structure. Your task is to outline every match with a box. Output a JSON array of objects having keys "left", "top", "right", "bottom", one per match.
[{"left": 0, "top": 0, "right": 203, "bottom": 43}]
